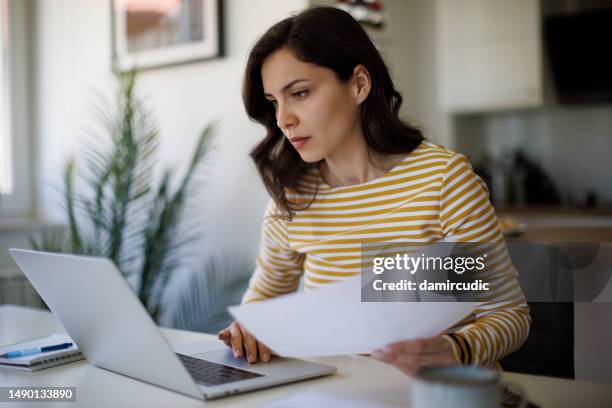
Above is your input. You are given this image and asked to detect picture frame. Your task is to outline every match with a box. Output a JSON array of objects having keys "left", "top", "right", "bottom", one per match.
[{"left": 111, "top": 0, "right": 223, "bottom": 71}]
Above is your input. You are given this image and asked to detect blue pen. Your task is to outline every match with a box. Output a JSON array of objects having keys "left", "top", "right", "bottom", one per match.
[{"left": 0, "top": 342, "right": 73, "bottom": 359}]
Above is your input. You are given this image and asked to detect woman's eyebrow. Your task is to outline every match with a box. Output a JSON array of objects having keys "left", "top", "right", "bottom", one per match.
[{"left": 264, "top": 79, "right": 309, "bottom": 98}]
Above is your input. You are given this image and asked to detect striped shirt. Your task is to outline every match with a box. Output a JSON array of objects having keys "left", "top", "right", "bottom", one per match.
[{"left": 242, "top": 141, "right": 531, "bottom": 367}]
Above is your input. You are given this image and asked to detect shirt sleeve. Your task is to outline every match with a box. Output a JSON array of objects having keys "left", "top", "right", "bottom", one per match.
[
  {"left": 439, "top": 154, "right": 532, "bottom": 367},
  {"left": 241, "top": 199, "right": 305, "bottom": 304}
]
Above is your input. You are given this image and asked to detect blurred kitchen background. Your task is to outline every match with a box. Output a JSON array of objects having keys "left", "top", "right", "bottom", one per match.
[{"left": 1, "top": 0, "right": 611, "bottom": 383}]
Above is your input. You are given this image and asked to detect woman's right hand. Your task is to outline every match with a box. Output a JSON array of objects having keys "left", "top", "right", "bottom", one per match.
[{"left": 218, "top": 321, "right": 273, "bottom": 363}]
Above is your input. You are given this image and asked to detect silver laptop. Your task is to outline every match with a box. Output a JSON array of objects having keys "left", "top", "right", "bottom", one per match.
[{"left": 9, "top": 249, "right": 336, "bottom": 400}]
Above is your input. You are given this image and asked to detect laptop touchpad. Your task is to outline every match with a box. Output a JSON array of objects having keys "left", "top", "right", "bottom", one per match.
[{"left": 193, "top": 349, "right": 287, "bottom": 370}]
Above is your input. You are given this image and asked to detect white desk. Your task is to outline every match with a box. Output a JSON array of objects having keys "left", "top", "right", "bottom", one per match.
[{"left": 1, "top": 305, "right": 611, "bottom": 407}]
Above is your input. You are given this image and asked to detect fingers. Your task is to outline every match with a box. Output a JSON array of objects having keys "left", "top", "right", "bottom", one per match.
[
  {"left": 217, "top": 329, "right": 231, "bottom": 347},
  {"left": 372, "top": 349, "right": 455, "bottom": 375},
  {"left": 395, "top": 352, "right": 456, "bottom": 376},
  {"left": 229, "top": 322, "right": 244, "bottom": 358},
  {"left": 371, "top": 336, "right": 456, "bottom": 376},
  {"left": 371, "top": 348, "right": 395, "bottom": 363},
  {"left": 241, "top": 326, "right": 259, "bottom": 364},
  {"left": 383, "top": 337, "right": 448, "bottom": 354},
  {"left": 221, "top": 321, "right": 273, "bottom": 364},
  {"left": 258, "top": 341, "right": 272, "bottom": 363},
  {"left": 393, "top": 352, "right": 456, "bottom": 368}
]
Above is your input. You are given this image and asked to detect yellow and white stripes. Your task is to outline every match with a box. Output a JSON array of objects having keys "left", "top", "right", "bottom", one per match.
[{"left": 242, "top": 141, "right": 531, "bottom": 367}]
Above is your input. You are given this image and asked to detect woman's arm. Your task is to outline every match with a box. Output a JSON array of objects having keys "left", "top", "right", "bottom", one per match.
[
  {"left": 438, "top": 154, "right": 531, "bottom": 366},
  {"left": 241, "top": 199, "right": 305, "bottom": 304}
]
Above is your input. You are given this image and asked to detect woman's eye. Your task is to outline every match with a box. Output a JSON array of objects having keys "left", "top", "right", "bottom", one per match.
[{"left": 292, "top": 90, "right": 309, "bottom": 99}]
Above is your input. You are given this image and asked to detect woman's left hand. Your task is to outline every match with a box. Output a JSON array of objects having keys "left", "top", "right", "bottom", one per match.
[{"left": 371, "top": 336, "right": 457, "bottom": 376}]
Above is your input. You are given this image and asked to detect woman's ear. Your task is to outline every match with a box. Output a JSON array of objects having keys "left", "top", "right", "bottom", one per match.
[{"left": 352, "top": 64, "right": 372, "bottom": 105}]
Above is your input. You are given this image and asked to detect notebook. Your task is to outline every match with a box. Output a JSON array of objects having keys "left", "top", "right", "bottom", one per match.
[{"left": 0, "top": 334, "right": 83, "bottom": 372}]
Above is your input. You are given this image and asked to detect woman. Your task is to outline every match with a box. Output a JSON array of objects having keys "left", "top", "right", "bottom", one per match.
[{"left": 218, "top": 6, "right": 530, "bottom": 376}]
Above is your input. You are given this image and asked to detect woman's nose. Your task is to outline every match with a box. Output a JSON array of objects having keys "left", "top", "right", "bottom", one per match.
[{"left": 276, "top": 105, "right": 297, "bottom": 131}]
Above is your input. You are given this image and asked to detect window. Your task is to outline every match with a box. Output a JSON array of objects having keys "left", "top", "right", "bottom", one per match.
[
  {"left": 0, "top": 0, "right": 32, "bottom": 219},
  {"left": 0, "top": 0, "right": 11, "bottom": 196}
]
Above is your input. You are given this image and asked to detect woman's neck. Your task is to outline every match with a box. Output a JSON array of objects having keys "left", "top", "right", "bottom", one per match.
[{"left": 320, "top": 139, "right": 405, "bottom": 187}]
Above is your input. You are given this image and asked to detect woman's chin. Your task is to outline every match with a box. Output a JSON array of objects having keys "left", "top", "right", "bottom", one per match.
[{"left": 297, "top": 150, "right": 323, "bottom": 163}]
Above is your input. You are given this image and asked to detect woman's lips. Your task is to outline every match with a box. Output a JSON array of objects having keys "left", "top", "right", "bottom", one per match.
[{"left": 289, "top": 136, "right": 311, "bottom": 150}]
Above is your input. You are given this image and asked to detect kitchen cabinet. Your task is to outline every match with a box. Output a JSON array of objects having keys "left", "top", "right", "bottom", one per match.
[{"left": 437, "top": 0, "right": 542, "bottom": 113}]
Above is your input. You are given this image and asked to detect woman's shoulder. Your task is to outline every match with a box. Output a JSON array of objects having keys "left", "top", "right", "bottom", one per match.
[
  {"left": 412, "top": 141, "right": 458, "bottom": 160},
  {"left": 419, "top": 142, "right": 488, "bottom": 195},
  {"left": 385, "top": 141, "right": 470, "bottom": 179},
  {"left": 413, "top": 141, "right": 475, "bottom": 171}
]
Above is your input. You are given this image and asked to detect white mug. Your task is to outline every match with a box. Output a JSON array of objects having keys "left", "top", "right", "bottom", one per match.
[{"left": 410, "top": 366, "right": 526, "bottom": 408}]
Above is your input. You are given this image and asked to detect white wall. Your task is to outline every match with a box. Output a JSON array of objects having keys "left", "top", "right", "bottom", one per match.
[{"left": 34, "top": 0, "right": 308, "bottom": 259}]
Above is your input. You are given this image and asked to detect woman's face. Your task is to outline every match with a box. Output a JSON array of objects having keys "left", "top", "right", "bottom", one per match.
[{"left": 261, "top": 48, "right": 364, "bottom": 163}]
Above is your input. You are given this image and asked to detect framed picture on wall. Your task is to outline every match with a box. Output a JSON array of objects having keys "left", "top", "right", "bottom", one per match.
[{"left": 111, "top": 0, "right": 223, "bottom": 71}]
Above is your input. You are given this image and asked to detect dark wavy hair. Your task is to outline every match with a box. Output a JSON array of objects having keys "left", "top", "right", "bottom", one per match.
[{"left": 243, "top": 6, "right": 425, "bottom": 220}]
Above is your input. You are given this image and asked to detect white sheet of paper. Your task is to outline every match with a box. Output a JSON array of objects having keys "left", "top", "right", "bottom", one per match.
[{"left": 229, "top": 278, "right": 476, "bottom": 357}]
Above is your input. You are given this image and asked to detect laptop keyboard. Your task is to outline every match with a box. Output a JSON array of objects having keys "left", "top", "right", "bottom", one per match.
[{"left": 176, "top": 353, "right": 264, "bottom": 386}]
